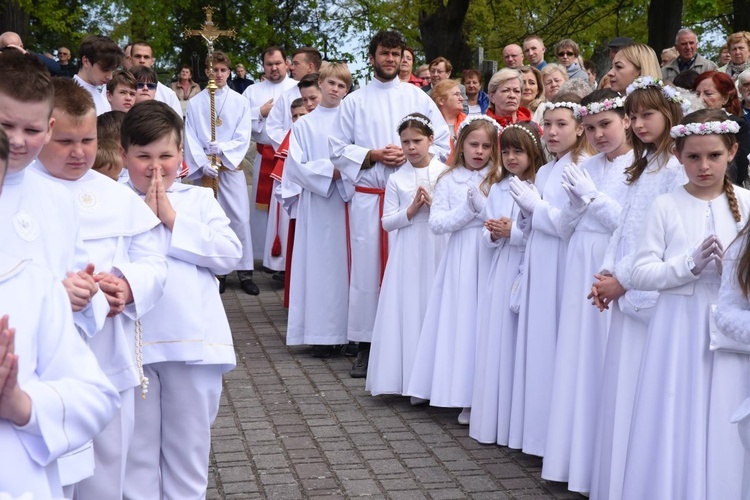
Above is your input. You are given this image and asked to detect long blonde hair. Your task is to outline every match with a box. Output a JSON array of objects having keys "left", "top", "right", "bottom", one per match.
[{"left": 439, "top": 119, "right": 501, "bottom": 195}]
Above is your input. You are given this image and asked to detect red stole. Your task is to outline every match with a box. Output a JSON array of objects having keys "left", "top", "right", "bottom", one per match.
[
  {"left": 270, "top": 132, "right": 291, "bottom": 183},
  {"left": 255, "top": 143, "right": 276, "bottom": 210}
]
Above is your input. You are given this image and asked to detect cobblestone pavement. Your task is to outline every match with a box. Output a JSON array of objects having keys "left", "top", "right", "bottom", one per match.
[{"left": 209, "top": 271, "right": 585, "bottom": 499}]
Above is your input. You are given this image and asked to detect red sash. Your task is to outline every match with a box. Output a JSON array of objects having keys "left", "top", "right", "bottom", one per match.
[
  {"left": 270, "top": 132, "right": 291, "bottom": 183},
  {"left": 354, "top": 186, "right": 388, "bottom": 284},
  {"left": 283, "top": 218, "right": 296, "bottom": 308},
  {"left": 255, "top": 143, "right": 276, "bottom": 210}
]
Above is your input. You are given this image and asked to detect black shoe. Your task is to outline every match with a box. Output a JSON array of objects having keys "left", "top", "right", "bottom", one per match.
[
  {"left": 239, "top": 278, "right": 260, "bottom": 295},
  {"left": 217, "top": 275, "right": 227, "bottom": 294},
  {"left": 341, "top": 342, "right": 358, "bottom": 357},
  {"left": 271, "top": 271, "right": 285, "bottom": 282},
  {"left": 311, "top": 345, "right": 334, "bottom": 358},
  {"left": 350, "top": 349, "right": 369, "bottom": 378}
]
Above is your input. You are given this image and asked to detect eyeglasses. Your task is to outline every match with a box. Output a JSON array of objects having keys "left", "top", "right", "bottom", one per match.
[
  {"left": 137, "top": 82, "right": 157, "bottom": 90},
  {"left": 557, "top": 51, "right": 576, "bottom": 57}
]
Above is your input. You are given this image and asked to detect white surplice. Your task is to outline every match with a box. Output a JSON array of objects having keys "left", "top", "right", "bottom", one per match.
[
  {"left": 366, "top": 157, "right": 449, "bottom": 396},
  {"left": 622, "top": 187, "right": 750, "bottom": 500},
  {"left": 329, "top": 77, "right": 451, "bottom": 342},
  {"left": 124, "top": 182, "right": 240, "bottom": 499},
  {"left": 0, "top": 254, "right": 119, "bottom": 499},
  {"left": 243, "top": 77, "right": 298, "bottom": 258},
  {"left": 31, "top": 164, "right": 167, "bottom": 498},
  {"left": 541, "top": 151, "right": 630, "bottom": 493},
  {"left": 285, "top": 105, "right": 353, "bottom": 346},
  {"left": 155, "top": 82, "right": 183, "bottom": 119},
  {"left": 185, "top": 86, "right": 254, "bottom": 271},
  {"left": 266, "top": 85, "right": 301, "bottom": 150},
  {"left": 73, "top": 75, "right": 110, "bottom": 116}
]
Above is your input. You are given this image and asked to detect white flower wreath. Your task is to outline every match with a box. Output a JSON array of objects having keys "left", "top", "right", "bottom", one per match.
[
  {"left": 669, "top": 120, "right": 740, "bottom": 138},
  {"left": 625, "top": 76, "right": 691, "bottom": 114}
]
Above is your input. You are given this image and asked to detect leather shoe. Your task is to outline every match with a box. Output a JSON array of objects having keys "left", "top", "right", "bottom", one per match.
[
  {"left": 240, "top": 278, "right": 260, "bottom": 296},
  {"left": 311, "top": 345, "right": 334, "bottom": 358},
  {"left": 217, "top": 275, "right": 226, "bottom": 294},
  {"left": 350, "top": 349, "right": 369, "bottom": 378},
  {"left": 340, "top": 342, "right": 358, "bottom": 357}
]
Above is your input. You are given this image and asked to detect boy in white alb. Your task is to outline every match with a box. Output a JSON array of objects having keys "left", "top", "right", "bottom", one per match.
[
  {"left": 122, "top": 101, "right": 242, "bottom": 498},
  {"left": 73, "top": 35, "right": 124, "bottom": 116},
  {"left": 285, "top": 63, "right": 354, "bottom": 357},
  {"left": 0, "top": 128, "right": 120, "bottom": 499},
  {"left": 184, "top": 51, "right": 259, "bottom": 295},
  {"left": 33, "top": 78, "right": 167, "bottom": 498}
]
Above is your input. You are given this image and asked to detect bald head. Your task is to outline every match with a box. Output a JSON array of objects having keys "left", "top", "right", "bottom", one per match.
[
  {"left": 503, "top": 44, "right": 523, "bottom": 68},
  {"left": 0, "top": 32, "right": 23, "bottom": 50}
]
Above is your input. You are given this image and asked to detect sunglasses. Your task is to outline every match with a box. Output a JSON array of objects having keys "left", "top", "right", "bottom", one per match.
[
  {"left": 557, "top": 51, "right": 576, "bottom": 57},
  {"left": 137, "top": 82, "right": 157, "bottom": 90}
]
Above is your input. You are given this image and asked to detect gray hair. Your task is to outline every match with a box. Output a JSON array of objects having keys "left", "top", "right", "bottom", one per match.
[
  {"left": 557, "top": 78, "right": 593, "bottom": 99},
  {"left": 487, "top": 68, "right": 524, "bottom": 95},
  {"left": 675, "top": 28, "right": 697, "bottom": 44},
  {"left": 739, "top": 67, "right": 750, "bottom": 86}
]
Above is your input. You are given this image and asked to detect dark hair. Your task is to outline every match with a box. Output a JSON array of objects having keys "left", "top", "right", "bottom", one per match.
[
  {"left": 397, "top": 112, "right": 433, "bottom": 137},
  {"left": 672, "top": 70, "right": 699, "bottom": 91},
  {"left": 693, "top": 70, "right": 742, "bottom": 116},
  {"left": 78, "top": 35, "right": 123, "bottom": 72},
  {"left": 583, "top": 59, "right": 596, "bottom": 75},
  {"left": 120, "top": 100, "right": 182, "bottom": 150},
  {"left": 132, "top": 66, "right": 157, "bottom": 84},
  {"left": 581, "top": 89, "right": 626, "bottom": 118},
  {"left": 0, "top": 51, "right": 54, "bottom": 110},
  {"left": 462, "top": 69, "right": 483, "bottom": 84},
  {"left": 207, "top": 50, "right": 231, "bottom": 69},
  {"left": 292, "top": 47, "right": 323, "bottom": 71},
  {"left": 623, "top": 85, "right": 683, "bottom": 183},
  {"left": 291, "top": 98, "right": 304, "bottom": 109},
  {"left": 262, "top": 46, "right": 287, "bottom": 64},
  {"left": 131, "top": 41, "right": 152, "bottom": 53},
  {"left": 403, "top": 47, "right": 416, "bottom": 61},
  {"left": 297, "top": 72, "right": 320, "bottom": 90},
  {"left": 0, "top": 127, "right": 8, "bottom": 166},
  {"left": 97, "top": 110, "right": 126, "bottom": 144},
  {"left": 494, "top": 121, "right": 545, "bottom": 184},
  {"left": 368, "top": 30, "right": 406, "bottom": 58},
  {"left": 52, "top": 77, "right": 95, "bottom": 117},
  {"left": 106, "top": 70, "right": 137, "bottom": 93}
]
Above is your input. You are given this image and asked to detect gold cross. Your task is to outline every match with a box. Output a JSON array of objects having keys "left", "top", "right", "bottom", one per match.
[{"left": 183, "top": 6, "right": 236, "bottom": 44}]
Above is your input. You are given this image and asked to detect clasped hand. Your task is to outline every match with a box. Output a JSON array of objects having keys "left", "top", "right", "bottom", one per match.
[
  {"left": 485, "top": 217, "right": 512, "bottom": 241},
  {"left": 145, "top": 167, "right": 176, "bottom": 230},
  {"left": 406, "top": 186, "right": 432, "bottom": 220}
]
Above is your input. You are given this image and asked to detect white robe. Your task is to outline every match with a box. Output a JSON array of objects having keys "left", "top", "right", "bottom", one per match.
[
  {"left": 243, "top": 77, "right": 298, "bottom": 259},
  {"left": 266, "top": 85, "right": 301, "bottom": 150},
  {"left": 590, "top": 155, "right": 685, "bottom": 500},
  {"left": 155, "top": 82, "right": 183, "bottom": 119},
  {"left": 541, "top": 151, "right": 630, "bottom": 493},
  {"left": 285, "top": 105, "right": 353, "bottom": 346},
  {"left": 366, "top": 157, "right": 449, "bottom": 395},
  {"left": 622, "top": 187, "right": 750, "bottom": 500},
  {"left": 31, "top": 165, "right": 167, "bottom": 497},
  {"left": 0, "top": 253, "right": 119, "bottom": 499},
  {"left": 510, "top": 150, "right": 586, "bottom": 456},
  {"left": 407, "top": 165, "right": 493, "bottom": 407},
  {"left": 73, "top": 75, "right": 110, "bottom": 116},
  {"left": 469, "top": 177, "right": 526, "bottom": 445},
  {"left": 185, "top": 86, "right": 254, "bottom": 271},
  {"left": 329, "top": 77, "right": 451, "bottom": 342}
]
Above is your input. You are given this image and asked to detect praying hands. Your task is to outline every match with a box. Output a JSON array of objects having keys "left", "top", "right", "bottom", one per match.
[
  {"left": 145, "top": 167, "right": 176, "bottom": 231},
  {"left": 62, "top": 263, "right": 99, "bottom": 311},
  {"left": 0, "top": 315, "right": 31, "bottom": 427}
]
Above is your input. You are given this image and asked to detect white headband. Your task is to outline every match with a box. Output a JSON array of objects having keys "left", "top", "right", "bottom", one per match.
[
  {"left": 575, "top": 96, "right": 626, "bottom": 119},
  {"left": 626, "top": 76, "right": 691, "bottom": 114},
  {"left": 502, "top": 124, "right": 538, "bottom": 146},
  {"left": 457, "top": 114, "right": 503, "bottom": 136},
  {"left": 540, "top": 101, "right": 581, "bottom": 116},
  {"left": 670, "top": 120, "right": 740, "bottom": 138},
  {"left": 398, "top": 114, "right": 434, "bottom": 133}
]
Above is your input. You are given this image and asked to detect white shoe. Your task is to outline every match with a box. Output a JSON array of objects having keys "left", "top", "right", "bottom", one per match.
[
  {"left": 410, "top": 396, "right": 428, "bottom": 406},
  {"left": 457, "top": 408, "right": 471, "bottom": 425}
]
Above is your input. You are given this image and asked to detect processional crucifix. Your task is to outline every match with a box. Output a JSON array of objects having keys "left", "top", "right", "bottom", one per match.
[{"left": 184, "top": 6, "right": 236, "bottom": 197}]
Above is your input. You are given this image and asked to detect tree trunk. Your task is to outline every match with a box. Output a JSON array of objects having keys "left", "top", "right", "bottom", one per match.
[
  {"left": 734, "top": 0, "right": 750, "bottom": 32},
  {"left": 418, "top": 0, "right": 473, "bottom": 75},
  {"left": 647, "top": 0, "right": 683, "bottom": 56},
  {"left": 0, "top": 0, "right": 30, "bottom": 40}
]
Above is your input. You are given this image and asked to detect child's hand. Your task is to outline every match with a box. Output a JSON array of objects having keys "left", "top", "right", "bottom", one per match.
[
  {"left": 485, "top": 217, "right": 511, "bottom": 241},
  {"left": 153, "top": 171, "right": 176, "bottom": 231},
  {"left": 406, "top": 186, "right": 428, "bottom": 220},
  {"left": 589, "top": 273, "right": 625, "bottom": 311},
  {"left": 0, "top": 316, "right": 31, "bottom": 426},
  {"left": 145, "top": 171, "right": 159, "bottom": 216},
  {"left": 62, "top": 263, "right": 99, "bottom": 311},
  {"left": 96, "top": 273, "right": 133, "bottom": 317}
]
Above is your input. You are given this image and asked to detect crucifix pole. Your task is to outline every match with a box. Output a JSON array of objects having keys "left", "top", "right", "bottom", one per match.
[{"left": 184, "top": 6, "right": 236, "bottom": 197}]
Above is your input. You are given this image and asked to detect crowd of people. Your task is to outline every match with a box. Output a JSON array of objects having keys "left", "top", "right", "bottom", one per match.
[{"left": 5, "top": 22, "right": 750, "bottom": 500}]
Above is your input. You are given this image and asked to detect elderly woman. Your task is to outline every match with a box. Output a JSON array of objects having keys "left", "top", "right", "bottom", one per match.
[
  {"left": 554, "top": 39, "right": 588, "bottom": 80},
  {"left": 519, "top": 65, "right": 545, "bottom": 112},
  {"left": 726, "top": 31, "right": 750, "bottom": 80},
  {"left": 431, "top": 79, "right": 466, "bottom": 153},
  {"left": 533, "top": 64, "right": 568, "bottom": 123},
  {"left": 399, "top": 47, "right": 424, "bottom": 87},
  {"left": 171, "top": 64, "right": 201, "bottom": 117},
  {"left": 693, "top": 70, "right": 750, "bottom": 185},
  {"left": 485, "top": 68, "right": 531, "bottom": 127},
  {"left": 606, "top": 43, "right": 661, "bottom": 93}
]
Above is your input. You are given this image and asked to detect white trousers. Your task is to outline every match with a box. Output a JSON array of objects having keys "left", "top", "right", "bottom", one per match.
[
  {"left": 124, "top": 362, "right": 223, "bottom": 500},
  {"left": 73, "top": 387, "right": 135, "bottom": 499}
]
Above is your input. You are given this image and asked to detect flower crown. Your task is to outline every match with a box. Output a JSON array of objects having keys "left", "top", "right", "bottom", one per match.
[
  {"left": 540, "top": 101, "right": 582, "bottom": 116},
  {"left": 398, "top": 114, "right": 434, "bottom": 133},
  {"left": 574, "top": 96, "right": 626, "bottom": 119},
  {"left": 625, "top": 76, "right": 691, "bottom": 114},
  {"left": 457, "top": 114, "right": 503, "bottom": 136},
  {"left": 669, "top": 120, "right": 740, "bottom": 138},
  {"left": 502, "top": 124, "right": 538, "bottom": 146}
]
